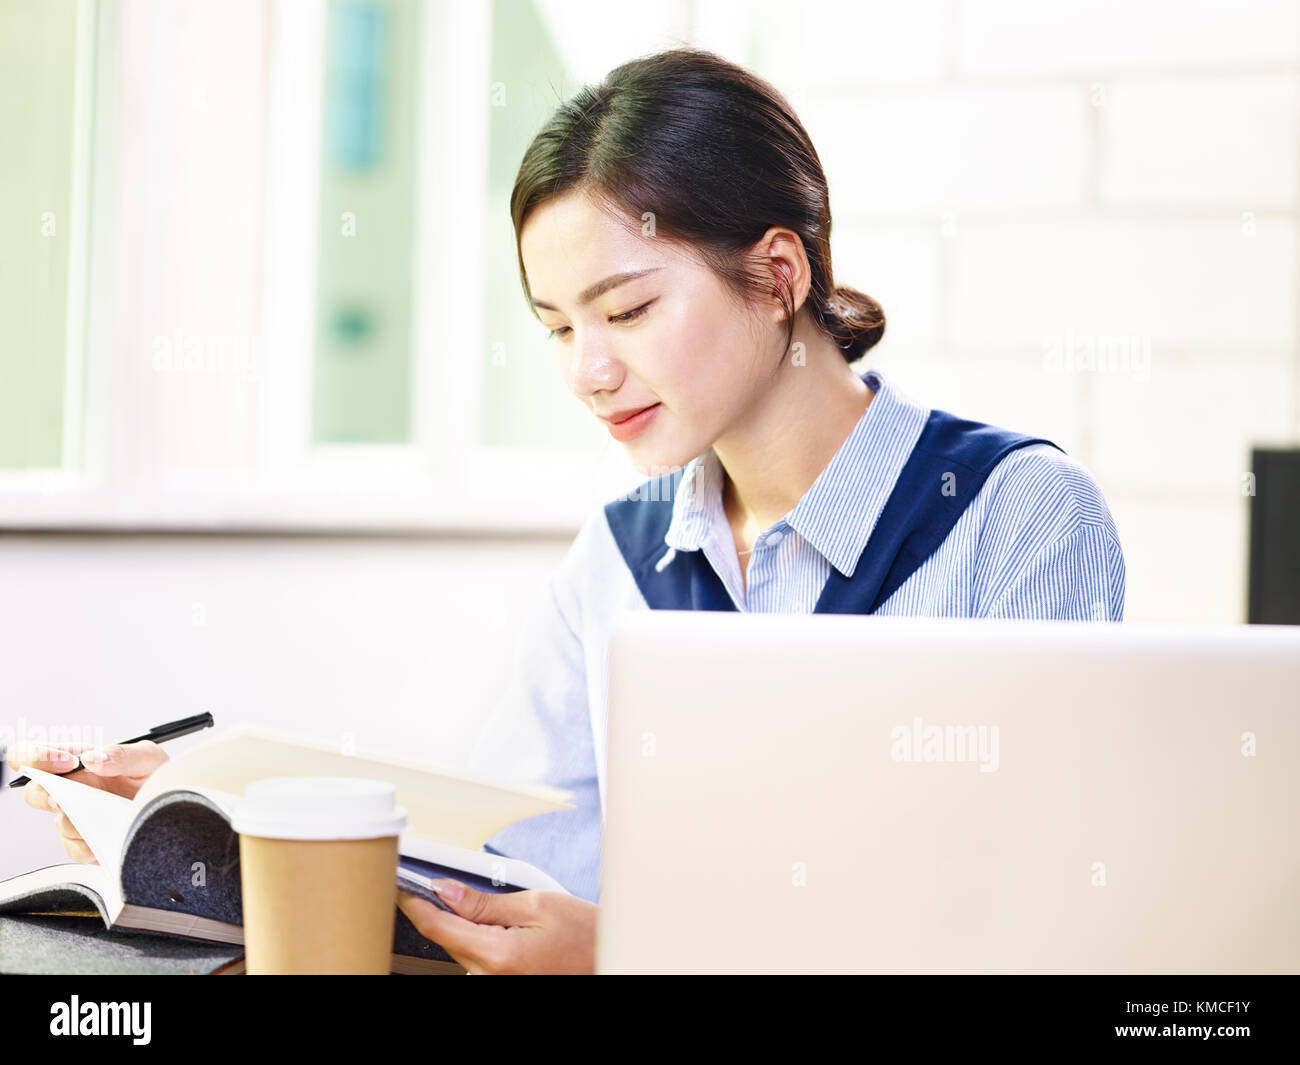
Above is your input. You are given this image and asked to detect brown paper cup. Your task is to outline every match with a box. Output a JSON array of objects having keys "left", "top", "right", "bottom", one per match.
[
  {"left": 232, "top": 777, "right": 407, "bottom": 975},
  {"left": 238, "top": 834, "right": 398, "bottom": 974}
]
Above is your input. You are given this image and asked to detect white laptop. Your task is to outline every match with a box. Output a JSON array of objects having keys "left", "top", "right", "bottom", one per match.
[{"left": 597, "top": 611, "right": 1300, "bottom": 974}]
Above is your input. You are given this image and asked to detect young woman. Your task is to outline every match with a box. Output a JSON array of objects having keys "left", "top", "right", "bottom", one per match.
[
  {"left": 16, "top": 47, "right": 1123, "bottom": 975},
  {"left": 390, "top": 45, "right": 1125, "bottom": 972}
]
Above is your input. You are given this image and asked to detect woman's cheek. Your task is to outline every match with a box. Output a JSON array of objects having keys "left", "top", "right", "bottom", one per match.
[{"left": 651, "top": 310, "right": 726, "bottom": 395}]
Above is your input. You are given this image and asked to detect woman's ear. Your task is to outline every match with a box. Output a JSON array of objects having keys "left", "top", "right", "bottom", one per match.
[{"left": 759, "top": 226, "right": 811, "bottom": 320}]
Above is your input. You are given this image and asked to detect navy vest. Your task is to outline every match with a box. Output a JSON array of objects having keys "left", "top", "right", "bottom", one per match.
[{"left": 603, "top": 407, "right": 1064, "bottom": 615}]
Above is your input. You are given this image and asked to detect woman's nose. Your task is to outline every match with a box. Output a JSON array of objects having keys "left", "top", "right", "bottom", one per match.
[{"left": 563, "top": 332, "right": 620, "bottom": 398}]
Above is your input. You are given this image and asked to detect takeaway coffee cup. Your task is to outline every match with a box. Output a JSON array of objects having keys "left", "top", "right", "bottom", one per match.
[{"left": 232, "top": 777, "right": 407, "bottom": 975}]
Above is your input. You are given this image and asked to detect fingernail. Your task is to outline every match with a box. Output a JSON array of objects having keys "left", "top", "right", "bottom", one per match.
[
  {"left": 47, "top": 795, "right": 60, "bottom": 811},
  {"left": 433, "top": 879, "right": 463, "bottom": 903},
  {"left": 80, "top": 750, "right": 106, "bottom": 766},
  {"left": 51, "top": 750, "right": 76, "bottom": 766}
]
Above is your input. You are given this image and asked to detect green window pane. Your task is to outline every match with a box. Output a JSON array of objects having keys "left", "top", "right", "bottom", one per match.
[
  {"left": 480, "top": 0, "right": 594, "bottom": 450},
  {"left": 311, "top": 0, "right": 420, "bottom": 444},
  {"left": 0, "top": 0, "right": 84, "bottom": 469}
]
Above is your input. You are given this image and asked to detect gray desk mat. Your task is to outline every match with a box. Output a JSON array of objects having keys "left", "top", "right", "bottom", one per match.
[
  {"left": 1, "top": 792, "right": 459, "bottom": 970},
  {"left": 0, "top": 913, "right": 244, "bottom": 975}
]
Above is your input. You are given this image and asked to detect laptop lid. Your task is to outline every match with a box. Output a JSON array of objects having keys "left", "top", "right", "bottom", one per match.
[{"left": 598, "top": 612, "right": 1300, "bottom": 973}]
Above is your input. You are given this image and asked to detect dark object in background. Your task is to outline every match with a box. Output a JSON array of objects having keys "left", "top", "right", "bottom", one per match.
[{"left": 1248, "top": 448, "right": 1300, "bottom": 624}]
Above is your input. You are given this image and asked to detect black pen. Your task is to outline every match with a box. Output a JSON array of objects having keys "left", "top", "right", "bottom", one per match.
[{"left": 5, "top": 712, "right": 215, "bottom": 789}]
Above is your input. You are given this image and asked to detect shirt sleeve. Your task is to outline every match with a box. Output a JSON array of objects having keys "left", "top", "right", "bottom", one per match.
[
  {"left": 977, "top": 521, "right": 1126, "bottom": 620},
  {"left": 460, "top": 516, "right": 604, "bottom": 903},
  {"left": 970, "top": 445, "right": 1127, "bottom": 621}
]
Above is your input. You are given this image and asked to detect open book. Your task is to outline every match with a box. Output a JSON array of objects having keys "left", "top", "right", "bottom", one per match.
[{"left": 0, "top": 723, "right": 574, "bottom": 975}]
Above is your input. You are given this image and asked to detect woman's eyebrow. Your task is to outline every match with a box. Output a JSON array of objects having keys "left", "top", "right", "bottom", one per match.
[{"left": 532, "top": 267, "right": 663, "bottom": 312}]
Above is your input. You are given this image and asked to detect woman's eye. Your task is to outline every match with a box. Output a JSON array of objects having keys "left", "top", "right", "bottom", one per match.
[
  {"left": 610, "top": 301, "right": 652, "bottom": 325},
  {"left": 545, "top": 301, "right": 652, "bottom": 341}
]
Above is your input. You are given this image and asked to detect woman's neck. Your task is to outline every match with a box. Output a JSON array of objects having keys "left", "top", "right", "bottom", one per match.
[{"left": 714, "top": 336, "right": 874, "bottom": 538}]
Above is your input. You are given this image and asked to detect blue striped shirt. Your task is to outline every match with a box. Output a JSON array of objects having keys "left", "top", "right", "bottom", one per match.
[{"left": 465, "top": 367, "right": 1126, "bottom": 903}]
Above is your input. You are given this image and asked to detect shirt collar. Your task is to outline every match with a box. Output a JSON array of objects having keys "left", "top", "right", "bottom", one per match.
[{"left": 663, "top": 368, "right": 929, "bottom": 579}]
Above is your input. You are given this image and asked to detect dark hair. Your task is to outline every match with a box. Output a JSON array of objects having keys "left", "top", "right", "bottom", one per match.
[{"left": 510, "top": 47, "right": 885, "bottom": 365}]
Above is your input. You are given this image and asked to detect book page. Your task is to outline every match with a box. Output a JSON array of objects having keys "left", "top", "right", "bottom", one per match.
[
  {"left": 134, "top": 723, "right": 574, "bottom": 850},
  {"left": 16, "top": 766, "right": 135, "bottom": 873},
  {"left": 398, "top": 834, "right": 569, "bottom": 892},
  {"left": 0, "top": 860, "right": 122, "bottom": 922}
]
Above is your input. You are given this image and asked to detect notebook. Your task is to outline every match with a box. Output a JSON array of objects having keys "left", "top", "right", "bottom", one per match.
[{"left": 0, "top": 723, "right": 574, "bottom": 974}]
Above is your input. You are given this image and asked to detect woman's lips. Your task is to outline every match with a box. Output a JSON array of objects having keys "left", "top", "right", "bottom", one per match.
[{"left": 603, "top": 403, "right": 661, "bottom": 442}]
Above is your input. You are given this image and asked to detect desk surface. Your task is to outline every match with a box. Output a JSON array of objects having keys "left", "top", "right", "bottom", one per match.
[{"left": 0, "top": 913, "right": 244, "bottom": 975}]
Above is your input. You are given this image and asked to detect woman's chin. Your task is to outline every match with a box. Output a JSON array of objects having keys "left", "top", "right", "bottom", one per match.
[
  {"left": 623, "top": 442, "right": 703, "bottom": 479},
  {"left": 612, "top": 411, "right": 709, "bottom": 477}
]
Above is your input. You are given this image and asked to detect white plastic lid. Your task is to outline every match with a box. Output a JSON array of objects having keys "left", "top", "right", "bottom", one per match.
[{"left": 231, "top": 777, "right": 408, "bottom": 840}]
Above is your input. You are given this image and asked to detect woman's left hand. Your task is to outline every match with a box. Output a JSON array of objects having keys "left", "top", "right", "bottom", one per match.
[{"left": 397, "top": 881, "right": 597, "bottom": 974}]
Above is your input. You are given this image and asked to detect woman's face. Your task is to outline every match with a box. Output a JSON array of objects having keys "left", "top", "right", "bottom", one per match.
[{"left": 520, "top": 190, "right": 779, "bottom": 474}]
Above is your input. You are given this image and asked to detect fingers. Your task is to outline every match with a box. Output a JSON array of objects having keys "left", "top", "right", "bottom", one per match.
[
  {"left": 22, "top": 780, "right": 61, "bottom": 813},
  {"left": 6, "top": 742, "right": 85, "bottom": 774},
  {"left": 20, "top": 790, "right": 97, "bottom": 863},
  {"left": 20, "top": 777, "right": 94, "bottom": 861},
  {"left": 396, "top": 893, "right": 509, "bottom": 974},
  {"left": 54, "top": 811, "right": 97, "bottom": 864},
  {"left": 77, "top": 740, "right": 168, "bottom": 779},
  {"left": 54, "top": 808, "right": 81, "bottom": 845},
  {"left": 432, "top": 880, "right": 540, "bottom": 927}
]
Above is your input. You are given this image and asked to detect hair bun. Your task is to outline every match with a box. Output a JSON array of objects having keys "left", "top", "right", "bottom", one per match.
[{"left": 821, "top": 286, "right": 886, "bottom": 362}]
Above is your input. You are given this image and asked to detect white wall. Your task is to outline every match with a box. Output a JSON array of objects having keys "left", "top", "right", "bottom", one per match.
[
  {"left": 0, "top": 533, "right": 569, "bottom": 879},
  {"left": 750, "top": 0, "right": 1300, "bottom": 626}
]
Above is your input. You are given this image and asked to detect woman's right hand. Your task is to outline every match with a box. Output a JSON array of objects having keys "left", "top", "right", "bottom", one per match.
[{"left": 5, "top": 741, "right": 170, "bottom": 865}]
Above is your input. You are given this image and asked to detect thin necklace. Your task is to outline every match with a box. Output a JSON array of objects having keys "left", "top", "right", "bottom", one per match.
[{"left": 725, "top": 475, "right": 756, "bottom": 556}]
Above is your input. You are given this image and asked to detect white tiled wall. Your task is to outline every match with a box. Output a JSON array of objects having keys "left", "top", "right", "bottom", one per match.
[{"left": 755, "top": 0, "right": 1300, "bottom": 622}]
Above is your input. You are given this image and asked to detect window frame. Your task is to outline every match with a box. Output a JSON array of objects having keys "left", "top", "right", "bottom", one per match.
[
  {"left": 0, "top": 0, "right": 639, "bottom": 534},
  {"left": 0, "top": 0, "right": 109, "bottom": 511}
]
